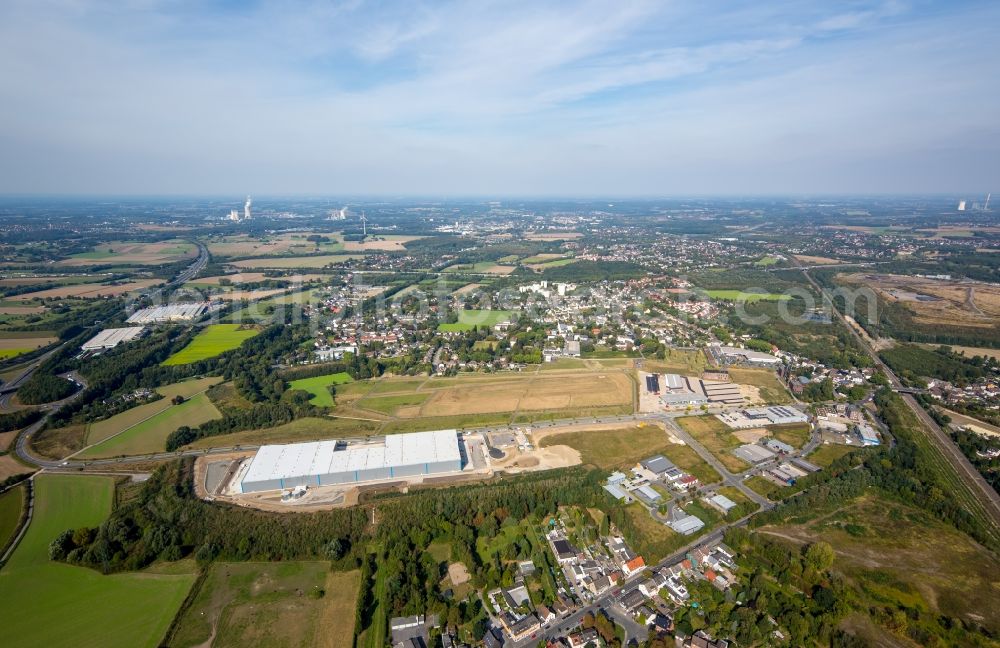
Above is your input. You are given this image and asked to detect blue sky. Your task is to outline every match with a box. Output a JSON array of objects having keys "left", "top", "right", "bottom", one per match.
[{"left": 0, "top": 0, "right": 997, "bottom": 196}]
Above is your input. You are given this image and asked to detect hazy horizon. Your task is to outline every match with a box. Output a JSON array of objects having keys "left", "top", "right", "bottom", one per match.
[{"left": 1, "top": 0, "right": 998, "bottom": 196}]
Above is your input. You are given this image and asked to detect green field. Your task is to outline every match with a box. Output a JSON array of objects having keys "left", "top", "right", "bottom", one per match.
[
  {"left": 357, "top": 392, "right": 430, "bottom": 415},
  {"left": 80, "top": 392, "right": 222, "bottom": 458},
  {"left": 0, "top": 475, "right": 196, "bottom": 648},
  {"left": 0, "top": 484, "right": 25, "bottom": 551},
  {"left": 287, "top": 372, "right": 354, "bottom": 407},
  {"left": 806, "top": 443, "right": 859, "bottom": 467},
  {"left": 754, "top": 256, "right": 780, "bottom": 266},
  {"left": 0, "top": 348, "right": 33, "bottom": 360},
  {"left": 438, "top": 309, "right": 514, "bottom": 332},
  {"left": 540, "top": 424, "right": 670, "bottom": 469},
  {"left": 85, "top": 377, "right": 222, "bottom": 446},
  {"left": 705, "top": 290, "right": 790, "bottom": 302},
  {"left": 170, "top": 561, "right": 359, "bottom": 648},
  {"left": 162, "top": 324, "right": 259, "bottom": 365}
]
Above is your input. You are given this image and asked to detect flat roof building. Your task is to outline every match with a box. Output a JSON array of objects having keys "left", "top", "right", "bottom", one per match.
[
  {"left": 239, "top": 429, "right": 462, "bottom": 493},
  {"left": 127, "top": 302, "right": 209, "bottom": 324},
  {"left": 708, "top": 494, "right": 737, "bottom": 513},
  {"left": 733, "top": 444, "right": 776, "bottom": 464},
  {"left": 81, "top": 326, "right": 145, "bottom": 351},
  {"left": 669, "top": 514, "right": 705, "bottom": 535}
]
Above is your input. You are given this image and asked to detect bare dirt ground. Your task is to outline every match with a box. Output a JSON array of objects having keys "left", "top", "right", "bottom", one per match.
[
  {"left": 492, "top": 445, "right": 581, "bottom": 473},
  {"left": 739, "top": 384, "right": 764, "bottom": 405},
  {"left": 734, "top": 427, "right": 769, "bottom": 443},
  {"left": 342, "top": 236, "right": 422, "bottom": 252},
  {"left": 0, "top": 454, "right": 32, "bottom": 480},
  {"left": 941, "top": 408, "right": 1000, "bottom": 439},
  {"left": 448, "top": 562, "right": 471, "bottom": 585},
  {"left": 793, "top": 254, "right": 844, "bottom": 265}
]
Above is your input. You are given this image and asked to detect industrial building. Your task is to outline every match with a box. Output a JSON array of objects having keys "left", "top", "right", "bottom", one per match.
[
  {"left": 127, "top": 302, "right": 209, "bottom": 324},
  {"left": 708, "top": 344, "right": 781, "bottom": 366},
  {"left": 81, "top": 326, "right": 145, "bottom": 351},
  {"left": 239, "top": 429, "right": 463, "bottom": 493},
  {"left": 856, "top": 423, "right": 881, "bottom": 446},
  {"left": 708, "top": 494, "right": 737, "bottom": 513},
  {"left": 733, "top": 444, "right": 777, "bottom": 464},
  {"left": 717, "top": 406, "right": 809, "bottom": 429},
  {"left": 669, "top": 513, "right": 705, "bottom": 535},
  {"left": 650, "top": 373, "right": 744, "bottom": 407}
]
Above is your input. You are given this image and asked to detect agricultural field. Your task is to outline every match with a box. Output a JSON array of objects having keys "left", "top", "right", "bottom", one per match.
[
  {"left": 80, "top": 392, "right": 221, "bottom": 458},
  {"left": 10, "top": 279, "right": 160, "bottom": 300},
  {"left": 206, "top": 233, "right": 343, "bottom": 258},
  {"left": 187, "top": 272, "right": 328, "bottom": 286},
  {"left": 0, "top": 331, "right": 59, "bottom": 360},
  {"left": 169, "top": 561, "right": 360, "bottom": 648},
  {"left": 727, "top": 367, "right": 792, "bottom": 404},
  {"left": 676, "top": 415, "right": 751, "bottom": 473},
  {"left": 0, "top": 333, "right": 56, "bottom": 359},
  {"left": 524, "top": 231, "right": 582, "bottom": 241},
  {"left": 0, "top": 475, "right": 196, "bottom": 648},
  {"left": 0, "top": 453, "right": 33, "bottom": 481},
  {"left": 342, "top": 235, "right": 423, "bottom": 251},
  {"left": 792, "top": 254, "right": 844, "bottom": 265},
  {"left": 287, "top": 372, "right": 354, "bottom": 407},
  {"left": 759, "top": 494, "right": 1000, "bottom": 635},
  {"left": 162, "top": 324, "right": 260, "bottom": 365},
  {"left": 230, "top": 254, "right": 362, "bottom": 269},
  {"left": 704, "top": 290, "right": 790, "bottom": 302},
  {"left": 59, "top": 240, "right": 196, "bottom": 266},
  {"left": 442, "top": 262, "right": 516, "bottom": 275},
  {"left": 342, "top": 370, "right": 633, "bottom": 420},
  {"left": 437, "top": 309, "right": 514, "bottom": 331},
  {"left": 0, "top": 483, "right": 25, "bottom": 551},
  {"left": 84, "top": 377, "right": 222, "bottom": 447},
  {"left": 525, "top": 257, "right": 577, "bottom": 271}
]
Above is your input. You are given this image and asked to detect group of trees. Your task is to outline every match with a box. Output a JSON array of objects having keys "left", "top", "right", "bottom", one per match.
[
  {"left": 881, "top": 344, "right": 993, "bottom": 387},
  {"left": 16, "top": 372, "right": 76, "bottom": 404}
]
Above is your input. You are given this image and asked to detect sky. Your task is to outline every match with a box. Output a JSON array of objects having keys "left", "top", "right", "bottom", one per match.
[{"left": 0, "top": 0, "right": 998, "bottom": 196}]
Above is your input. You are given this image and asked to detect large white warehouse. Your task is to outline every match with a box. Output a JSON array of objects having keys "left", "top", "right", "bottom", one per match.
[{"left": 239, "top": 429, "right": 463, "bottom": 493}]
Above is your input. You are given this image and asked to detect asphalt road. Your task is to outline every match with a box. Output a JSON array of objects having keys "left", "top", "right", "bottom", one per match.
[{"left": 12, "top": 244, "right": 212, "bottom": 469}]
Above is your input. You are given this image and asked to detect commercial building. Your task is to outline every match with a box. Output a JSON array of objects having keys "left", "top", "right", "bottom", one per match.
[
  {"left": 733, "top": 444, "right": 777, "bottom": 464},
  {"left": 669, "top": 513, "right": 705, "bottom": 535},
  {"left": 127, "top": 302, "right": 209, "bottom": 324},
  {"left": 708, "top": 494, "right": 737, "bottom": 513},
  {"left": 709, "top": 345, "right": 780, "bottom": 367},
  {"left": 856, "top": 423, "right": 881, "bottom": 446},
  {"left": 239, "top": 429, "right": 462, "bottom": 493},
  {"left": 654, "top": 373, "right": 744, "bottom": 407},
  {"left": 81, "top": 326, "right": 145, "bottom": 351},
  {"left": 717, "top": 406, "right": 809, "bottom": 429}
]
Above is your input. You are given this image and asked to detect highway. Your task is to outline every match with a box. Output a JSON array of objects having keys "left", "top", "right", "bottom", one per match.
[
  {"left": 12, "top": 243, "right": 211, "bottom": 469},
  {"left": 797, "top": 265, "right": 1000, "bottom": 532}
]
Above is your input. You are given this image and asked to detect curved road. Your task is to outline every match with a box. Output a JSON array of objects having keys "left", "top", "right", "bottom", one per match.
[{"left": 13, "top": 243, "right": 211, "bottom": 469}]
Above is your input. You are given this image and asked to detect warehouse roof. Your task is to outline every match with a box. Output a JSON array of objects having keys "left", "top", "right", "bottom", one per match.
[
  {"left": 81, "top": 326, "right": 145, "bottom": 350},
  {"left": 242, "top": 429, "right": 461, "bottom": 485}
]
